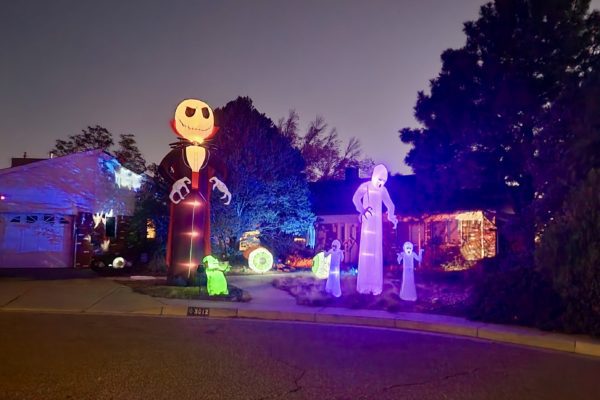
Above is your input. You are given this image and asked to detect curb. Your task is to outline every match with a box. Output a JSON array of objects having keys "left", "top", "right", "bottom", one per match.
[
  {"left": 2, "top": 303, "right": 599, "bottom": 358},
  {"left": 160, "top": 304, "right": 600, "bottom": 358}
]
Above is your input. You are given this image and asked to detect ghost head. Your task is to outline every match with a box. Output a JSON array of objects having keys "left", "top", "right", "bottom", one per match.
[
  {"left": 332, "top": 239, "right": 341, "bottom": 250},
  {"left": 403, "top": 241, "right": 413, "bottom": 255},
  {"left": 370, "top": 164, "right": 388, "bottom": 189},
  {"left": 171, "top": 98, "right": 218, "bottom": 144}
]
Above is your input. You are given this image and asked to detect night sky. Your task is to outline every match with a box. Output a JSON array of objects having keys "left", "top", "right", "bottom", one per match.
[{"left": 2, "top": 0, "right": 599, "bottom": 174}]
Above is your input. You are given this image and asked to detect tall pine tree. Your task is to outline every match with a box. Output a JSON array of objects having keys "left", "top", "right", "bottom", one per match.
[{"left": 400, "top": 0, "right": 599, "bottom": 256}]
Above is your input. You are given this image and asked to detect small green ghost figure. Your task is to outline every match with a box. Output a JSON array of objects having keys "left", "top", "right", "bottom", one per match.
[{"left": 202, "top": 255, "right": 230, "bottom": 296}]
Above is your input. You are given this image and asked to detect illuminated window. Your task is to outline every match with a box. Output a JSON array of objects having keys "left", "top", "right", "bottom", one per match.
[{"left": 146, "top": 219, "right": 156, "bottom": 239}]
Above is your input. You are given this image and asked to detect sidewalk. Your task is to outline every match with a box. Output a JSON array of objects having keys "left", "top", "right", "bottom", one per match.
[{"left": 1, "top": 273, "right": 599, "bottom": 358}]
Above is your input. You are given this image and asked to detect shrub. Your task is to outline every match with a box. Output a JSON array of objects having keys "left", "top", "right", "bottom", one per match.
[
  {"left": 467, "top": 256, "right": 563, "bottom": 330},
  {"left": 536, "top": 169, "right": 600, "bottom": 336}
]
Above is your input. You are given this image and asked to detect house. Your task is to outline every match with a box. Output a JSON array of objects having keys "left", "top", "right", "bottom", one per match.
[
  {"left": 0, "top": 150, "right": 143, "bottom": 268},
  {"left": 309, "top": 169, "right": 501, "bottom": 269}
]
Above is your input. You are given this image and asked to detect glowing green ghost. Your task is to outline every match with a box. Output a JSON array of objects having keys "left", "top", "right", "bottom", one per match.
[
  {"left": 312, "top": 251, "right": 331, "bottom": 279},
  {"left": 202, "top": 255, "right": 230, "bottom": 296}
]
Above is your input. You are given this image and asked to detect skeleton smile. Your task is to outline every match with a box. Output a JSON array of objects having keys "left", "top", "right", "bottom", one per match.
[{"left": 177, "top": 119, "right": 212, "bottom": 132}]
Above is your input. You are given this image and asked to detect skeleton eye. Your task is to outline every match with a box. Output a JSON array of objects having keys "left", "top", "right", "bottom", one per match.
[
  {"left": 185, "top": 107, "right": 196, "bottom": 117},
  {"left": 202, "top": 107, "right": 210, "bottom": 119}
]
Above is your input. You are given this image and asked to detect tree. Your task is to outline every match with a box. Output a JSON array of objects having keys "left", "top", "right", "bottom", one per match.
[
  {"left": 400, "top": 0, "right": 599, "bottom": 256},
  {"left": 51, "top": 126, "right": 147, "bottom": 174},
  {"left": 114, "top": 133, "right": 147, "bottom": 174},
  {"left": 533, "top": 14, "right": 600, "bottom": 232},
  {"left": 211, "top": 97, "right": 315, "bottom": 258},
  {"left": 125, "top": 163, "right": 170, "bottom": 271},
  {"left": 52, "top": 125, "right": 114, "bottom": 156},
  {"left": 277, "top": 110, "right": 373, "bottom": 181}
]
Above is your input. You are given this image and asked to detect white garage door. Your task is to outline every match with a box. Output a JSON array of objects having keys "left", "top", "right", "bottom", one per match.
[{"left": 0, "top": 213, "right": 74, "bottom": 268}]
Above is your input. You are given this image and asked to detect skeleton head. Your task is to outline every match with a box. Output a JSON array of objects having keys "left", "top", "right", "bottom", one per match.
[
  {"left": 370, "top": 164, "right": 388, "bottom": 189},
  {"left": 332, "top": 239, "right": 341, "bottom": 250},
  {"left": 403, "top": 241, "right": 413, "bottom": 255},
  {"left": 172, "top": 98, "right": 217, "bottom": 143}
]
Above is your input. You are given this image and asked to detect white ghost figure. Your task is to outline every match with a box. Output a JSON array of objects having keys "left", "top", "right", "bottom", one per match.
[
  {"left": 92, "top": 209, "right": 113, "bottom": 229},
  {"left": 397, "top": 241, "right": 424, "bottom": 301},
  {"left": 324, "top": 239, "right": 344, "bottom": 298},
  {"left": 352, "top": 164, "right": 398, "bottom": 295},
  {"left": 100, "top": 239, "right": 110, "bottom": 253}
]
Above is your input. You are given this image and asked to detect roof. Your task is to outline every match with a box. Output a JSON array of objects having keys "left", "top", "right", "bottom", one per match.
[
  {"left": 0, "top": 150, "right": 143, "bottom": 215},
  {"left": 309, "top": 174, "right": 510, "bottom": 217}
]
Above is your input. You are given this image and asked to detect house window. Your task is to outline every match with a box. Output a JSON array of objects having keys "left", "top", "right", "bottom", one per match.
[
  {"left": 447, "top": 219, "right": 460, "bottom": 244},
  {"left": 9, "top": 216, "right": 20, "bottom": 223},
  {"left": 26, "top": 215, "right": 38, "bottom": 224},
  {"left": 293, "top": 237, "right": 306, "bottom": 245},
  {"left": 430, "top": 219, "right": 460, "bottom": 244},
  {"left": 430, "top": 221, "right": 447, "bottom": 243},
  {"left": 146, "top": 219, "right": 156, "bottom": 239},
  {"left": 43, "top": 214, "right": 55, "bottom": 224},
  {"left": 105, "top": 217, "right": 117, "bottom": 238}
]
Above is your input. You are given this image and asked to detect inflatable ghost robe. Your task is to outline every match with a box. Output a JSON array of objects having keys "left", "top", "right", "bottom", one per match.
[
  {"left": 325, "top": 240, "right": 343, "bottom": 298},
  {"left": 352, "top": 165, "right": 398, "bottom": 295},
  {"left": 397, "top": 242, "right": 424, "bottom": 301},
  {"left": 158, "top": 99, "right": 231, "bottom": 283}
]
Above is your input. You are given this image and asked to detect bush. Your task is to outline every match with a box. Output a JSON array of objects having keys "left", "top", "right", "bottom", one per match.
[
  {"left": 467, "top": 256, "right": 563, "bottom": 330},
  {"left": 536, "top": 169, "right": 600, "bottom": 336},
  {"left": 260, "top": 233, "right": 311, "bottom": 262}
]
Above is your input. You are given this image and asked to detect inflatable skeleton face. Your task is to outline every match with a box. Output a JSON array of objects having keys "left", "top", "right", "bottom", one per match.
[
  {"left": 332, "top": 239, "right": 341, "bottom": 250},
  {"left": 370, "top": 164, "right": 388, "bottom": 189},
  {"left": 403, "top": 241, "right": 413, "bottom": 255},
  {"left": 172, "top": 98, "right": 218, "bottom": 143}
]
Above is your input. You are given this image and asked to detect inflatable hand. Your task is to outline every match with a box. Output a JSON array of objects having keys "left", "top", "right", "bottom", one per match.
[
  {"left": 209, "top": 177, "right": 231, "bottom": 205},
  {"left": 169, "top": 177, "right": 191, "bottom": 204},
  {"left": 359, "top": 206, "right": 373, "bottom": 223},
  {"left": 388, "top": 213, "right": 398, "bottom": 229}
]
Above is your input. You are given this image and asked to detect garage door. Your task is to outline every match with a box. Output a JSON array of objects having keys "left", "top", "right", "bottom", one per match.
[{"left": 0, "top": 213, "right": 74, "bottom": 268}]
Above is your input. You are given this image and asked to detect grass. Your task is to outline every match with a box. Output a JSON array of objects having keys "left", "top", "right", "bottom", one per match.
[
  {"left": 119, "top": 278, "right": 252, "bottom": 302},
  {"left": 273, "top": 269, "right": 472, "bottom": 317}
]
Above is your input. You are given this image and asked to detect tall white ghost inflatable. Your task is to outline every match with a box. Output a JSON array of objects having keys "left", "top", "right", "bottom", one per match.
[{"left": 352, "top": 164, "right": 398, "bottom": 295}]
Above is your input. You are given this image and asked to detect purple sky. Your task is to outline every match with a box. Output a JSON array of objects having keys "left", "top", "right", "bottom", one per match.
[{"left": 2, "top": 0, "right": 599, "bottom": 174}]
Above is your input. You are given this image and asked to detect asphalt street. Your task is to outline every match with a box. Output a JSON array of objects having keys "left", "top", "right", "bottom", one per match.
[{"left": 1, "top": 312, "right": 599, "bottom": 400}]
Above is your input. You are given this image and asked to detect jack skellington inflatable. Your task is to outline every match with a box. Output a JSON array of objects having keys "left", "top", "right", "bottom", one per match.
[{"left": 159, "top": 99, "right": 231, "bottom": 283}]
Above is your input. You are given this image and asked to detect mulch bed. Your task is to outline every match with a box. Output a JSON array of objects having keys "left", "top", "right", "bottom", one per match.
[{"left": 273, "top": 272, "right": 472, "bottom": 317}]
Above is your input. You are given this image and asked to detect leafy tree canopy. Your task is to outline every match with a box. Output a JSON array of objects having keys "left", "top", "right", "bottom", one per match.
[
  {"left": 51, "top": 125, "right": 146, "bottom": 174},
  {"left": 211, "top": 97, "right": 315, "bottom": 257},
  {"left": 277, "top": 110, "right": 373, "bottom": 181}
]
